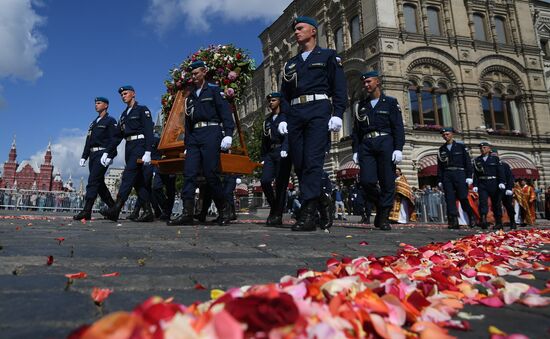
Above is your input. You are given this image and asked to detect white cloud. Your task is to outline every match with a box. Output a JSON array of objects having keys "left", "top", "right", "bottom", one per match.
[
  {"left": 0, "top": 0, "right": 47, "bottom": 82},
  {"left": 144, "top": 0, "right": 292, "bottom": 33},
  {"left": 29, "top": 129, "right": 125, "bottom": 185}
]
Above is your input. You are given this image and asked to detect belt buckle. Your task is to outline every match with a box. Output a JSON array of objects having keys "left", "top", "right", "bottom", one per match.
[{"left": 299, "top": 96, "right": 307, "bottom": 104}]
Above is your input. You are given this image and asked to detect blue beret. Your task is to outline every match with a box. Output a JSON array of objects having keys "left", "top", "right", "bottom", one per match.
[
  {"left": 479, "top": 141, "right": 491, "bottom": 147},
  {"left": 266, "top": 92, "right": 283, "bottom": 99},
  {"left": 95, "top": 97, "right": 109, "bottom": 104},
  {"left": 118, "top": 85, "right": 134, "bottom": 94},
  {"left": 361, "top": 70, "right": 379, "bottom": 80},
  {"left": 440, "top": 127, "right": 454, "bottom": 133},
  {"left": 293, "top": 16, "right": 318, "bottom": 29},
  {"left": 189, "top": 60, "right": 206, "bottom": 70}
]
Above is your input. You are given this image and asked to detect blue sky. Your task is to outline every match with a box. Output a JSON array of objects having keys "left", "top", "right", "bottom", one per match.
[{"left": 0, "top": 0, "right": 291, "bottom": 183}]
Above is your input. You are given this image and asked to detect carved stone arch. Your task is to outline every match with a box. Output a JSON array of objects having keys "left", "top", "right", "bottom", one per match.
[
  {"left": 492, "top": 82, "right": 506, "bottom": 94},
  {"left": 421, "top": 76, "right": 437, "bottom": 87},
  {"left": 407, "top": 57, "right": 457, "bottom": 84},
  {"left": 478, "top": 64, "right": 526, "bottom": 91},
  {"left": 408, "top": 75, "right": 422, "bottom": 86},
  {"left": 342, "top": 57, "right": 367, "bottom": 73},
  {"left": 480, "top": 81, "right": 492, "bottom": 93}
]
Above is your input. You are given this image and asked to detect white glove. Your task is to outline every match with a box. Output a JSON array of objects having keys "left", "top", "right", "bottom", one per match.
[
  {"left": 260, "top": 161, "right": 265, "bottom": 165},
  {"left": 498, "top": 183, "right": 506, "bottom": 190},
  {"left": 220, "top": 136, "right": 232, "bottom": 150},
  {"left": 100, "top": 153, "right": 108, "bottom": 166},
  {"left": 142, "top": 151, "right": 151, "bottom": 165},
  {"left": 466, "top": 178, "right": 473, "bottom": 185},
  {"left": 236, "top": 178, "right": 242, "bottom": 184},
  {"left": 505, "top": 189, "right": 513, "bottom": 196},
  {"left": 278, "top": 121, "right": 288, "bottom": 135},
  {"left": 79, "top": 158, "right": 86, "bottom": 167},
  {"left": 473, "top": 187, "right": 478, "bottom": 193},
  {"left": 280, "top": 150, "right": 288, "bottom": 158},
  {"left": 328, "top": 116, "right": 343, "bottom": 132},
  {"left": 438, "top": 182, "right": 443, "bottom": 189},
  {"left": 391, "top": 150, "right": 403, "bottom": 165},
  {"left": 352, "top": 152, "right": 358, "bottom": 164}
]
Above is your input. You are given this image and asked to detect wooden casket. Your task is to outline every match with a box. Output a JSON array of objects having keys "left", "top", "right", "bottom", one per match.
[{"left": 154, "top": 89, "right": 260, "bottom": 175}]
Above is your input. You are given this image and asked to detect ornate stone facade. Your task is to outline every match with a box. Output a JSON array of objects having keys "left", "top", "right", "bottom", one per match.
[{"left": 242, "top": 0, "right": 550, "bottom": 188}]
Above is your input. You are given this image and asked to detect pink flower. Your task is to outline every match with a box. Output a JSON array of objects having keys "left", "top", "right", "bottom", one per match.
[
  {"left": 225, "top": 88, "right": 235, "bottom": 98},
  {"left": 228, "top": 71, "right": 238, "bottom": 81}
]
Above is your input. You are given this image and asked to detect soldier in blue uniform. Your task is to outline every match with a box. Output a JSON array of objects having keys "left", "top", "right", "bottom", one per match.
[
  {"left": 492, "top": 148, "right": 516, "bottom": 229},
  {"left": 167, "top": 60, "right": 235, "bottom": 226},
  {"left": 73, "top": 97, "right": 117, "bottom": 220},
  {"left": 100, "top": 85, "right": 155, "bottom": 222},
  {"left": 351, "top": 70, "right": 405, "bottom": 231},
  {"left": 436, "top": 127, "right": 475, "bottom": 229},
  {"left": 472, "top": 142, "right": 506, "bottom": 229},
  {"left": 260, "top": 92, "right": 290, "bottom": 226},
  {"left": 279, "top": 16, "right": 348, "bottom": 231}
]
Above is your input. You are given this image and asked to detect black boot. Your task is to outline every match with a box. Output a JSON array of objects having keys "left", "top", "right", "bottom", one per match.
[
  {"left": 136, "top": 203, "right": 155, "bottom": 222},
  {"left": 292, "top": 199, "right": 317, "bottom": 232},
  {"left": 318, "top": 194, "right": 333, "bottom": 230},
  {"left": 479, "top": 214, "right": 488, "bottom": 230},
  {"left": 215, "top": 199, "right": 231, "bottom": 226},
  {"left": 467, "top": 212, "right": 476, "bottom": 228},
  {"left": 230, "top": 203, "right": 237, "bottom": 221},
  {"left": 167, "top": 200, "right": 194, "bottom": 226},
  {"left": 104, "top": 195, "right": 115, "bottom": 208},
  {"left": 73, "top": 199, "right": 94, "bottom": 220},
  {"left": 266, "top": 206, "right": 276, "bottom": 226},
  {"left": 127, "top": 204, "right": 141, "bottom": 221},
  {"left": 377, "top": 207, "right": 392, "bottom": 231},
  {"left": 493, "top": 216, "right": 503, "bottom": 230},
  {"left": 447, "top": 215, "right": 459, "bottom": 229},
  {"left": 100, "top": 198, "right": 125, "bottom": 222},
  {"left": 509, "top": 218, "right": 517, "bottom": 229}
]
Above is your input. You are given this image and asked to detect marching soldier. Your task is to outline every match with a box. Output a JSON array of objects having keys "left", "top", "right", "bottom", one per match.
[
  {"left": 436, "top": 127, "right": 475, "bottom": 229},
  {"left": 279, "top": 16, "right": 348, "bottom": 231},
  {"left": 100, "top": 85, "right": 155, "bottom": 222},
  {"left": 472, "top": 142, "right": 506, "bottom": 229},
  {"left": 351, "top": 70, "right": 405, "bottom": 231},
  {"left": 167, "top": 60, "right": 235, "bottom": 226},
  {"left": 492, "top": 148, "right": 516, "bottom": 229},
  {"left": 260, "top": 92, "right": 290, "bottom": 226},
  {"left": 73, "top": 97, "right": 117, "bottom": 220}
]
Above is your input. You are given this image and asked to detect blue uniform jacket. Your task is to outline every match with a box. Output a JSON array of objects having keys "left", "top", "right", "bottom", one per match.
[
  {"left": 81, "top": 113, "right": 118, "bottom": 159},
  {"left": 473, "top": 155, "right": 506, "bottom": 186},
  {"left": 436, "top": 141, "right": 473, "bottom": 183},
  {"left": 110, "top": 102, "right": 154, "bottom": 154},
  {"left": 260, "top": 113, "right": 288, "bottom": 159},
  {"left": 351, "top": 93, "right": 405, "bottom": 152},
  {"left": 280, "top": 45, "right": 347, "bottom": 118},
  {"left": 184, "top": 83, "right": 235, "bottom": 140},
  {"left": 501, "top": 161, "right": 515, "bottom": 190}
]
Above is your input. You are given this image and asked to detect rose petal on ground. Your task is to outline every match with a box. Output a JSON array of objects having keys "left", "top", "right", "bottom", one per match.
[
  {"left": 91, "top": 288, "right": 113, "bottom": 305},
  {"left": 479, "top": 296, "right": 504, "bottom": 308},
  {"left": 55, "top": 237, "right": 65, "bottom": 245},
  {"left": 65, "top": 272, "right": 87, "bottom": 279},
  {"left": 101, "top": 272, "right": 120, "bottom": 277},
  {"left": 194, "top": 283, "right": 207, "bottom": 290},
  {"left": 46, "top": 255, "right": 54, "bottom": 266}
]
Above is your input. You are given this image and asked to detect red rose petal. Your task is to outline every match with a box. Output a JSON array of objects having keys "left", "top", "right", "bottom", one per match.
[{"left": 46, "top": 255, "right": 54, "bottom": 266}]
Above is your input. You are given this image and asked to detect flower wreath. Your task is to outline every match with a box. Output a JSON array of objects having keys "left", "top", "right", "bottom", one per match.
[{"left": 160, "top": 44, "right": 255, "bottom": 125}]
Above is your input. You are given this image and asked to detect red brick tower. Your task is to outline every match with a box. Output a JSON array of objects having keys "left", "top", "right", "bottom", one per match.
[
  {"left": 37, "top": 142, "right": 54, "bottom": 191},
  {"left": 2, "top": 136, "right": 18, "bottom": 188}
]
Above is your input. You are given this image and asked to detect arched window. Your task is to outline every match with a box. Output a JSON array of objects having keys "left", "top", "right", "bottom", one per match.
[
  {"left": 427, "top": 7, "right": 441, "bottom": 36},
  {"left": 317, "top": 23, "right": 327, "bottom": 48},
  {"left": 350, "top": 16, "right": 360, "bottom": 44},
  {"left": 482, "top": 89, "right": 522, "bottom": 132},
  {"left": 473, "top": 13, "right": 487, "bottom": 41},
  {"left": 495, "top": 16, "right": 508, "bottom": 44},
  {"left": 334, "top": 27, "right": 344, "bottom": 52},
  {"left": 404, "top": 4, "right": 418, "bottom": 33},
  {"left": 409, "top": 81, "right": 452, "bottom": 128}
]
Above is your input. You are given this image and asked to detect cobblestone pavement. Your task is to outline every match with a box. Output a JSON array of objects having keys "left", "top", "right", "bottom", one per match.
[{"left": 0, "top": 210, "right": 548, "bottom": 338}]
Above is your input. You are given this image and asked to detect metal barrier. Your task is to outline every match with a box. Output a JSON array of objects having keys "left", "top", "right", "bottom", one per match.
[{"left": 1, "top": 188, "right": 546, "bottom": 221}]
